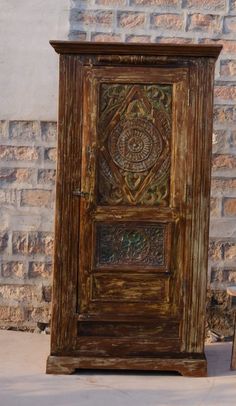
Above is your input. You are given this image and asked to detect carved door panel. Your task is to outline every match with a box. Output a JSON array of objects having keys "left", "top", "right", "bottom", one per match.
[{"left": 77, "top": 67, "right": 189, "bottom": 356}]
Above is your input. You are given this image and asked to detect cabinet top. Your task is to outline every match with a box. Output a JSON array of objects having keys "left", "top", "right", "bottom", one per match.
[{"left": 50, "top": 41, "right": 222, "bottom": 59}]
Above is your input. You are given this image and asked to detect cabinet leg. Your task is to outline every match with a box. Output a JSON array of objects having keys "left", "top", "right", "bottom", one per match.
[
  {"left": 46, "top": 356, "right": 77, "bottom": 375},
  {"left": 179, "top": 366, "right": 207, "bottom": 377}
]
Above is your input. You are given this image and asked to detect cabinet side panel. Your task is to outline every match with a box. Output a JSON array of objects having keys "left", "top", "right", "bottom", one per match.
[
  {"left": 50, "top": 55, "right": 82, "bottom": 354},
  {"left": 181, "top": 58, "right": 216, "bottom": 353}
]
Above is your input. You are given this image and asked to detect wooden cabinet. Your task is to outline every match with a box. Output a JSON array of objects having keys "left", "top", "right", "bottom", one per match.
[{"left": 47, "top": 42, "right": 221, "bottom": 376}]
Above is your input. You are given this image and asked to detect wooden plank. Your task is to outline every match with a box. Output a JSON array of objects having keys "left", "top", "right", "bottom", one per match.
[
  {"left": 77, "top": 320, "right": 180, "bottom": 339},
  {"left": 91, "top": 273, "right": 169, "bottom": 302},
  {"left": 50, "top": 55, "right": 82, "bottom": 354},
  {"left": 46, "top": 354, "right": 207, "bottom": 377},
  {"left": 50, "top": 41, "right": 222, "bottom": 59},
  {"left": 75, "top": 336, "right": 181, "bottom": 356},
  {"left": 181, "top": 58, "right": 215, "bottom": 354}
]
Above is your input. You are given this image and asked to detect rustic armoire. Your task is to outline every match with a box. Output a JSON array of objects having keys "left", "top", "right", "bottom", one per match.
[{"left": 46, "top": 42, "right": 221, "bottom": 376}]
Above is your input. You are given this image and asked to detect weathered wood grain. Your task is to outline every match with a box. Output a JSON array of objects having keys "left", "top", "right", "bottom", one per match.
[
  {"left": 47, "top": 42, "right": 220, "bottom": 376},
  {"left": 46, "top": 354, "right": 207, "bottom": 377},
  {"left": 50, "top": 41, "right": 222, "bottom": 58}
]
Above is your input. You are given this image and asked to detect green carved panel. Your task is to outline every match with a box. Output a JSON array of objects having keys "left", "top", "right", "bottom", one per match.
[
  {"left": 97, "top": 83, "right": 172, "bottom": 206},
  {"left": 96, "top": 223, "right": 169, "bottom": 268}
]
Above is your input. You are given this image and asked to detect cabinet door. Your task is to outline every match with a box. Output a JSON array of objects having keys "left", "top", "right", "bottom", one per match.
[{"left": 77, "top": 67, "right": 189, "bottom": 356}]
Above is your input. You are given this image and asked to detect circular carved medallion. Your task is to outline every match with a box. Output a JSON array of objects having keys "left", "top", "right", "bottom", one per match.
[{"left": 108, "top": 118, "right": 162, "bottom": 172}]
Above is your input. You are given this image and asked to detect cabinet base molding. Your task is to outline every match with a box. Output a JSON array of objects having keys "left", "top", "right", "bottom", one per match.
[{"left": 46, "top": 354, "right": 207, "bottom": 377}]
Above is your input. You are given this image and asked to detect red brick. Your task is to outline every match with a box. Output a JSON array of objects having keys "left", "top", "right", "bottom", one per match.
[
  {"left": 211, "top": 268, "right": 236, "bottom": 283},
  {"left": 151, "top": 13, "right": 184, "bottom": 30},
  {"left": 224, "top": 16, "right": 236, "bottom": 34},
  {"left": 9, "top": 121, "right": 40, "bottom": 141},
  {"left": 131, "top": 0, "right": 179, "bottom": 6},
  {"left": 212, "top": 130, "right": 228, "bottom": 153},
  {"left": 217, "top": 40, "right": 236, "bottom": 54},
  {"left": 214, "top": 85, "right": 236, "bottom": 101},
  {"left": 0, "top": 168, "right": 35, "bottom": 184},
  {"left": 210, "top": 268, "right": 224, "bottom": 283},
  {"left": 224, "top": 243, "right": 236, "bottom": 261},
  {"left": 211, "top": 177, "right": 236, "bottom": 192},
  {"left": 0, "top": 146, "right": 40, "bottom": 161},
  {"left": 44, "top": 147, "right": 57, "bottom": 162},
  {"left": 0, "top": 231, "right": 8, "bottom": 253},
  {"left": 20, "top": 189, "right": 52, "bottom": 208},
  {"left": 0, "top": 190, "right": 17, "bottom": 205},
  {"left": 126, "top": 35, "right": 151, "bottom": 43},
  {"left": 220, "top": 60, "right": 236, "bottom": 77},
  {"left": 12, "top": 232, "right": 28, "bottom": 255},
  {"left": 28, "top": 232, "right": 54, "bottom": 256},
  {"left": 12, "top": 232, "right": 54, "bottom": 256},
  {"left": 38, "top": 169, "right": 56, "bottom": 185},
  {"left": 28, "top": 262, "right": 52, "bottom": 279},
  {"left": 91, "top": 33, "right": 121, "bottom": 42},
  {"left": 213, "top": 106, "right": 234, "bottom": 123},
  {"left": 187, "top": 14, "right": 222, "bottom": 33},
  {"left": 1, "top": 262, "right": 26, "bottom": 279},
  {"left": 40, "top": 122, "right": 57, "bottom": 142},
  {"left": 0, "top": 306, "right": 25, "bottom": 322},
  {"left": 74, "top": 10, "right": 113, "bottom": 26},
  {"left": 210, "top": 197, "right": 221, "bottom": 218},
  {"left": 209, "top": 240, "right": 223, "bottom": 261},
  {"left": 0, "top": 285, "right": 41, "bottom": 304},
  {"left": 229, "top": 131, "right": 236, "bottom": 148},
  {"left": 42, "top": 286, "right": 52, "bottom": 303},
  {"left": 209, "top": 290, "right": 229, "bottom": 307},
  {"left": 228, "top": 270, "right": 236, "bottom": 282},
  {"left": 209, "top": 240, "right": 236, "bottom": 262},
  {"left": 118, "top": 12, "right": 146, "bottom": 28},
  {"left": 0, "top": 121, "right": 8, "bottom": 138},
  {"left": 69, "top": 31, "right": 87, "bottom": 41},
  {"left": 200, "top": 39, "right": 236, "bottom": 54},
  {"left": 230, "top": 0, "right": 236, "bottom": 12},
  {"left": 212, "top": 154, "right": 236, "bottom": 169},
  {"left": 223, "top": 198, "right": 236, "bottom": 216},
  {"left": 183, "top": 0, "right": 226, "bottom": 11},
  {"left": 29, "top": 306, "right": 51, "bottom": 323}
]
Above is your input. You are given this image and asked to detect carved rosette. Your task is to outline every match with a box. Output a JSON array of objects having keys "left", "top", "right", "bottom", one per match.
[{"left": 98, "top": 83, "right": 172, "bottom": 206}]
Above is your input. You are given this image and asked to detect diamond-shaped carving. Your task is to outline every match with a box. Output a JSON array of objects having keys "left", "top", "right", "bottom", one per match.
[{"left": 98, "top": 84, "right": 172, "bottom": 206}]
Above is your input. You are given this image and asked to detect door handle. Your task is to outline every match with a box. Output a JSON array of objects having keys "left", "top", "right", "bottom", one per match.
[{"left": 72, "top": 189, "right": 89, "bottom": 198}]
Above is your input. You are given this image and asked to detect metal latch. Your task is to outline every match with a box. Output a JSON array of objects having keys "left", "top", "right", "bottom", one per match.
[{"left": 72, "top": 189, "right": 89, "bottom": 198}]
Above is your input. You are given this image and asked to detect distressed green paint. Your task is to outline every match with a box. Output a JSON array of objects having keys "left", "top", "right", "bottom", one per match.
[
  {"left": 98, "top": 83, "right": 172, "bottom": 206},
  {"left": 96, "top": 223, "right": 168, "bottom": 267}
]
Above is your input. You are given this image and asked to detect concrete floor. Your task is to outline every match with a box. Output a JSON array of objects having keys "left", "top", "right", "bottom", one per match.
[{"left": 0, "top": 331, "right": 236, "bottom": 406}]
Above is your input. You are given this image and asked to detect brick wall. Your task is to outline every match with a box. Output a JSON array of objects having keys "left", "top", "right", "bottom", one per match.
[
  {"left": 0, "top": 122, "right": 56, "bottom": 331},
  {"left": 0, "top": 0, "right": 236, "bottom": 335}
]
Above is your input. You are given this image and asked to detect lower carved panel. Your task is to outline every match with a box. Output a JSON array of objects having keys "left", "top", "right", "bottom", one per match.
[{"left": 95, "top": 222, "right": 170, "bottom": 269}]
